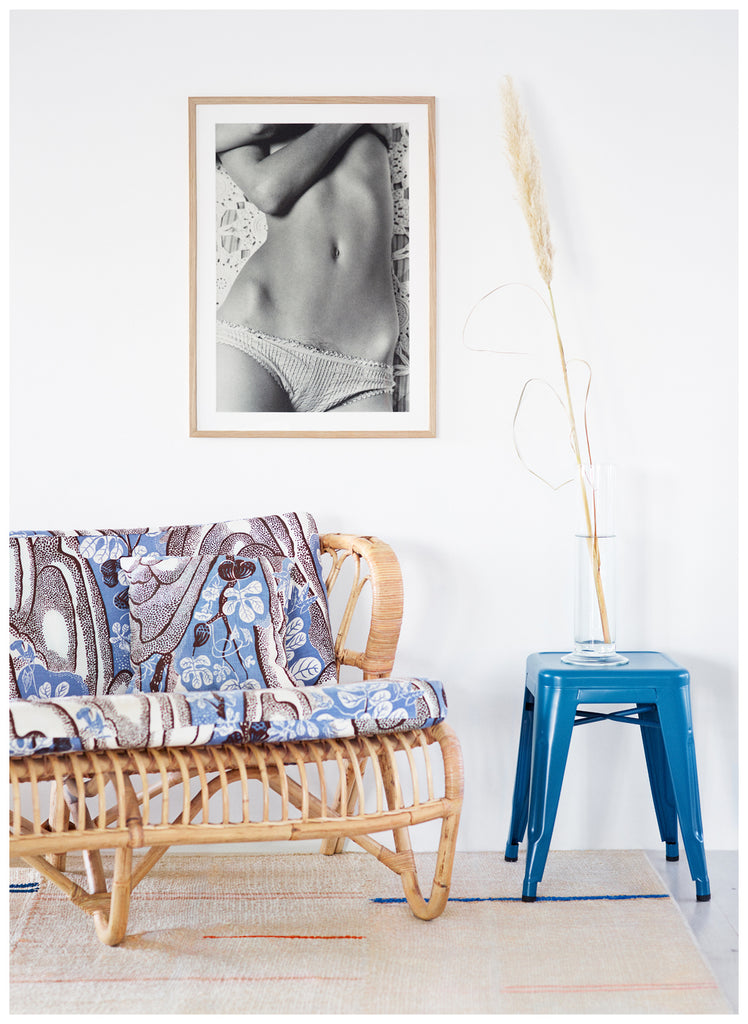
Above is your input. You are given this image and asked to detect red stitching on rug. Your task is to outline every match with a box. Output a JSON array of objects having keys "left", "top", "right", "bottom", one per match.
[{"left": 39, "top": 892, "right": 363, "bottom": 901}]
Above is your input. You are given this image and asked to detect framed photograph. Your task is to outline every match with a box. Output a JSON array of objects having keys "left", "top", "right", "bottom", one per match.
[{"left": 189, "top": 96, "right": 436, "bottom": 438}]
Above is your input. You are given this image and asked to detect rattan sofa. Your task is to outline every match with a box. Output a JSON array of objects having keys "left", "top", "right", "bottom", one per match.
[{"left": 9, "top": 515, "right": 463, "bottom": 945}]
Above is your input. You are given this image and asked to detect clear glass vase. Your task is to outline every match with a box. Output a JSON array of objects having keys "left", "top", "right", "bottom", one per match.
[{"left": 562, "top": 464, "right": 628, "bottom": 665}]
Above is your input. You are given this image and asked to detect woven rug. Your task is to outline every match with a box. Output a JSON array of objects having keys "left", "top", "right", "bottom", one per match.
[{"left": 9, "top": 850, "right": 730, "bottom": 1015}]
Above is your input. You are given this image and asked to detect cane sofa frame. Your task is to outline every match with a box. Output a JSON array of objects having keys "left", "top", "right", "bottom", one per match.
[{"left": 9, "top": 533, "right": 463, "bottom": 945}]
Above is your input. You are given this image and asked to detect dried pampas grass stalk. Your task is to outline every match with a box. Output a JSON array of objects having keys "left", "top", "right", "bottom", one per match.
[
  {"left": 501, "top": 77, "right": 555, "bottom": 288},
  {"left": 502, "top": 75, "right": 611, "bottom": 643}
]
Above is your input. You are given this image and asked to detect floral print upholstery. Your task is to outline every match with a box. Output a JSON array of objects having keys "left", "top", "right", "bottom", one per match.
[
  {"left": 157, "top": 513, "right": 335, "bottom": 688},
  {"left": 10, "top": 529, "right": 156, "bottom": 699},
  {"left": 9, "top": 677, "right": 448, "bottom": 757},
  {"left": 9, "top": 514, "right": 450, "bottom": 759},
  {"left": 9, "top": 513, "right": 334, "bottom": 700},
  {"left": 122, "top": 552, "right": 297, "bottom": 693}
]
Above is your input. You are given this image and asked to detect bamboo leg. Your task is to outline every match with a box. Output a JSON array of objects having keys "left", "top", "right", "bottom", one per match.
[
  {"left": 377, "top": 742, "right": 423, "bottom": 908},
  {"left": 401, "top": 810, "right": 461, "bottom": 920},
  {"left": 21, "top": 848, "right": 133, "bottom": 946},
  {"left": 417, "top": 724, "right": 464, "bottom": 918},
  {"left": 320, "top": 758, "right": 362, "bottom": 855},
  {"left": 378, "top": 728, "right": 463, "bottom": 921},
  {"left": 21, "top": 854, "right": 110, "bottom": 912},
  {"left": 46, "top": 781, "right": 70, "bottom": 871},
  {"left": 63, "top": 778, "right": 108, "bottom": 897},
  {"left": 409, "top": 724, "right": 464, "bottom": 919},
  {"left": 61, "top": 763, "right": 129, "bottom": 939},
  {"left": 82, "top": 841, "right": 108, "bottom": 898},
  {"left": 93, "top": 846, "right": 133, "bottom": 946}
]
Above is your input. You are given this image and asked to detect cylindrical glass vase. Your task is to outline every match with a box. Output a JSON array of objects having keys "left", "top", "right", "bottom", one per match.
[{"left": 562, "top": 464, "right": 628, "bottom": 665}]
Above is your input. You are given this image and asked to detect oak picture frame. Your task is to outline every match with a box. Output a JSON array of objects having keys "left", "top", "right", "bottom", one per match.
[{"left": 189, "top": 96, "right": 436, "bottom": 438}]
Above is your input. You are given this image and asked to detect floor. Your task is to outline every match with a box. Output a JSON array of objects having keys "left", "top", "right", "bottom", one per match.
[{"left": 645, "top": 849, "right": 738, "bottom": 1012}]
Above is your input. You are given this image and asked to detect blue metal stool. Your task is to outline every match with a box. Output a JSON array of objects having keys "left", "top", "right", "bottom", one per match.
[{"left": 505, "top": 652, "right": 710, "bottom": 902}]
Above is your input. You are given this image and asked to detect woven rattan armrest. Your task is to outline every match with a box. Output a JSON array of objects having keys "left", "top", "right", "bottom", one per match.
[{"left": 320, "top": 533, "right": 403, "bottom": 679}]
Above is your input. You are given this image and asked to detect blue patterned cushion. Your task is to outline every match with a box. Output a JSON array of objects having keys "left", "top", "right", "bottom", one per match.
[
  {"left": 160, "top": 513, "right": 335, "bottom": 687},
  {"left": 9, "top": 513, "right": 335, "bottom": 699},
  {"left": 9, "top": 677, "right": 448, "bottom": 756},
  {"left": 10, "top": 529, "right": 159, "bottom": 699},
  {"left": 122, "top": 551, "right": 296, "bottom": 692}
]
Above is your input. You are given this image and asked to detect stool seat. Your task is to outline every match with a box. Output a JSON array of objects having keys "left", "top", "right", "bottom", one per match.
[{"left": 505, "top": 652, "right": 710, "bottom": 902}]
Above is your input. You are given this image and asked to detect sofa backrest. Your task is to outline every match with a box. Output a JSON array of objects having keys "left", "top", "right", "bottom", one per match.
[{"left": 9, "top": 513, "right": 335, "bottom": 699}]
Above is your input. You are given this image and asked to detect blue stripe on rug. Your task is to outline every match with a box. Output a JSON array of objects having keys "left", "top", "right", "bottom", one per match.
[
  {"left": 10, "top": 882, "right": 40, "bottom": 893},
  {"left": 372, "top": 893, "right": 670, "bottom": 904}
]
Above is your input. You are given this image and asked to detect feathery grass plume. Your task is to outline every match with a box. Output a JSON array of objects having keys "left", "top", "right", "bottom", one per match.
[
  {"left": 502, "top": 76, "right": 554, "bottom": 287},
  {"left": 502, "top": 75, "right": 611, "bottom": 644}
]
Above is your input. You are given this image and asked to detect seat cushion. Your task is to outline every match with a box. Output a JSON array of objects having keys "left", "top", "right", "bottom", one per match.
[
  {"left": 9, "top": 677, "right": 448, "bottom": 756},
  {"left": 9, "top": 513, "right": 335, "bottom": 699}
]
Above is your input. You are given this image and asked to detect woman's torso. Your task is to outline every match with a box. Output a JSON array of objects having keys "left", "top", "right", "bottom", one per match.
[{"left": 218, "top": 130, "right": 399, "bottom": 363}]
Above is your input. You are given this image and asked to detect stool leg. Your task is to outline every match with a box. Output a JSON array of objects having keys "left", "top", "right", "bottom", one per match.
[
  {"left": 523, "top": 687, "right": 577, "bottom": 901},
  {"left": 637, "top": 704, "right": 679, "bottom": 861},
  {"left": 656, "top": 688, "right": 711, "bottom": 901},
  {"left": 505, "top": 687, "right": 534, "bottom": 861}
]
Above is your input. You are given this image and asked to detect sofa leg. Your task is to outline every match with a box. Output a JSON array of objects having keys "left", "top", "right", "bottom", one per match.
[
  {"left": 401, "top": 811, "right": 461, "bottom": 920},
  {"left": 320, "top": 759, "right": 362, "bottom": 855},
  {"left": 20, "top": 848, "right": 132, "bottom": 946},
  {"left": 46, "top": 783, "right": 70, "bottom": 871},
  {"left": 375, "top": 738, "right": 459, "bottom": 921},
  {"left": 395, "top": 724, "right": 463, "bottom": 920},
  {"left": 320, "top": 836, "right": 347, "bottom": 855},
  {"left": 46, "top": 791, "right": 133, "bottom": 946},
  {"left": 93, "top": 847, "right": 133, "bottom": 946}
]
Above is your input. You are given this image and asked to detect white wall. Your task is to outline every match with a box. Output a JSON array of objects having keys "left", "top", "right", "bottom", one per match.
[{"left": 10, "top": 10, "right": 738, "bottom": 851}]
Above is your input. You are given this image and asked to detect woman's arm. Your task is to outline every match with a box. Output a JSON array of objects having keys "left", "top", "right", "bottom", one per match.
[
  {"left": 218, "top": 122, "right": 362, "bottom": 217},
  {"left": 215, "top": 123, "right": 278, "bottom": 153}
]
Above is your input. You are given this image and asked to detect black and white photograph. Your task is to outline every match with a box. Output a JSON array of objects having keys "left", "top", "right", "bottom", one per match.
[{"left": 190, "top": 98, "right": 435, "bottom": 437}]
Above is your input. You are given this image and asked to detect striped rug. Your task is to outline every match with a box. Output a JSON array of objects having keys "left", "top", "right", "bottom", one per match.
[{"left": 9, "top": 850, "right": 731, "bottom": 1014}]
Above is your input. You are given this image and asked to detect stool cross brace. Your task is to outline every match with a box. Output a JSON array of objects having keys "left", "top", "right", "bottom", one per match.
[{"left": 573, "top": 704, "right": 658, "bottom": 727}]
